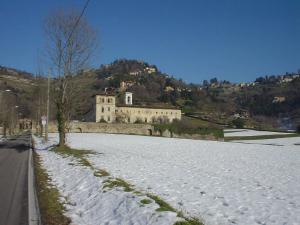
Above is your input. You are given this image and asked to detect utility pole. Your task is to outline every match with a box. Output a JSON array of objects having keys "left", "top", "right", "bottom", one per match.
[{"left": 45, "top": 69, "right": 50, "bottom": 141}]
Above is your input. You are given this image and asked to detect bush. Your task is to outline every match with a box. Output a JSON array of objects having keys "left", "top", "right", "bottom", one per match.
[
  {"left": 232, "top": 118, "right": 245, "bottom": 129},
  {"left": 99, "top": 118, "right": 107, "bottom": 123},
  {"left": 154, "top": 119, "right": 224, "bottom": 138},
  {"left": 134, "top": 118, "right": 143, "bottom": 124}
]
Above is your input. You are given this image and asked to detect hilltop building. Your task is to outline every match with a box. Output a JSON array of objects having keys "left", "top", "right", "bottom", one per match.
[{"left": 95, "top": 92, "right": 181, "bottom": 123}]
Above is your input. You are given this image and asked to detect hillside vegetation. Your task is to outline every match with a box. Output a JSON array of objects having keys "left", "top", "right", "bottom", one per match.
[{"left": 1, "top": 60, "right": 299, "bottom": 130}]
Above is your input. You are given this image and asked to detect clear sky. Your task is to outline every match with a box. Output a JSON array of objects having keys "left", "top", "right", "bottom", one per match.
[{"left": 0, "top": 0, "right": 299, "bottom": 83}]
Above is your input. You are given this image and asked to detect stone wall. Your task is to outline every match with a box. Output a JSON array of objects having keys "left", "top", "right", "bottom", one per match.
[
  {"left": 45, "top": 122, "right": 154, "bottom": 136},
  {"left": 36, "top": 122, "right": 222, "bottom": 141}
]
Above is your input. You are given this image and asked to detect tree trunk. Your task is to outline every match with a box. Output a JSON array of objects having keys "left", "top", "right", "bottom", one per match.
[
  {"left": 57, "top": 100, "right": 66, "bottom": 147},
  {"left": 3, "top": 122, "right": 7, "bottom": 138}
]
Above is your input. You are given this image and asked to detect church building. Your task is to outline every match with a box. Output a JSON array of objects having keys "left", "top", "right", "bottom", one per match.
[{"left": 95, "top": 92, "right": 181, "bottom": 123}]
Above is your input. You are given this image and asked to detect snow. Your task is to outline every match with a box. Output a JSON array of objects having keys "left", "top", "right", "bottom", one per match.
[
  {"left": 63, "top": 133, "right": 300, "bottom": 225},
  {"left": 233, "top": 136, "right": 300, "bottom": 147},
  {"left": 36, "top": 133, "right": 300, "bottom": 225},
  {"left": 224, "top": 129, "right": 291, "bottom": 137},
  {"left": 34, "top": 135, "right": 181, "bottom": 225}
]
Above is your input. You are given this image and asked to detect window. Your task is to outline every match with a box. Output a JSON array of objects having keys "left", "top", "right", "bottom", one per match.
[
  {"left": 108, "top": 107, "right": 110, "bottom": 112},
  {"left": 116, "top": 109, "right": 118, "bottom": 113},
  {"left": 107, "top": 98, "right": 110, "bottom": 103},
  {"left": 102, "top": 107, "right": 104, "bottom": 113},
  {"left": 145, "top": 118, "right": 147, "bottom": 123},
  {"left": 102, "top": 98, "right": 104, "bottom": 103},
  {"left": 108, "top": 116, "right": 110, "bottom": 121},
  {"left": 156, "top": 112, "right": 158, "bottom": 114}
]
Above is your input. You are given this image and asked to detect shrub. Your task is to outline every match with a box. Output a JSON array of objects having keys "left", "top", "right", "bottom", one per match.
[
  {"left": 99, "top": 118, "right": 107, "bottom": 123},
  {"left": 134, "top": 118, "right": 143, "bottom": 124},
  {"left": 154, "top": 119, "right": 224, "bottom": 138},
  {"left": 232, "top": 118, "right": 245, "bottom": 129}
]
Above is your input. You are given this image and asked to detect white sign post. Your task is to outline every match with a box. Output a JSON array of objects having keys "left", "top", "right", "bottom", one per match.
[
  {"left": 41, "top": 116, "right": 47, "bottom": 137},
  {"left": 41, "top": 116, "right": 47, "bottom": 126}
]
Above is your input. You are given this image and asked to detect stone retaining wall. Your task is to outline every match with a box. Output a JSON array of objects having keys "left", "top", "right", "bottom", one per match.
[
  {"left": 34, "top": 122, "right": 222, "bottom": 141},
  {"left": 45, "top": 122, "right": 154, "bottom": 136}
]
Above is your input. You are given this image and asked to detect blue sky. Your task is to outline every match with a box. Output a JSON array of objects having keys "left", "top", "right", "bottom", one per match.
[{"left": 0, "top": 0, "right": 299, "bottom": 83}]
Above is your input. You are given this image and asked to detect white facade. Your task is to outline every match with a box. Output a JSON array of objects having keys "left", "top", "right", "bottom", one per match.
[
  {"left": 125, "top": 92, "right": 133, "bottom": 105},
  {"left": 95, "top": 93, "right": 181, "bottom": 123}
]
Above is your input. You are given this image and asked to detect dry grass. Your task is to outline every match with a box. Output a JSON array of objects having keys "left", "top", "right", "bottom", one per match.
[{"left": 34, "top": 152, "right": 71, "bottom": 225}]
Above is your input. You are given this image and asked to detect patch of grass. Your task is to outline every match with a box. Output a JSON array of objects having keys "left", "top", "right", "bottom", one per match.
[
  {"left": 94, "top": 169, "right": 110, "bottom": 177},
  {"left": 51, "top": 146, "right": 205, "bottom": 225},
  {"left": 51, "top": 145, "right": 95, "bottom": 158},
  {"left": 140, "top": 199, "right": 152, "bottom": 204},
  {"left": 177, "top": 211, "right": 184, "bottom": 218},
  {"left": 225, "top": 133, "right": 300, "bottom": 141},
  {"left": 133, "top": 191, "right": 143, "bottom": 196},
  {"left": 174, "top": 218, "right": 204, "bottom": 225},
  {"left": 52, "top": 146, "right": 95, "bottom": 168},
  {"left": 103, "top": 178, "right": 134, "bottom": 192},
  {"left": 146, "top": 194, "right": 176, "bottom": 212},
  {"left": 34, "top": 152, "right": 71, "bottom": 225},
  {"left": 52, "top": 146, "right": 111, "bottom": 179}
]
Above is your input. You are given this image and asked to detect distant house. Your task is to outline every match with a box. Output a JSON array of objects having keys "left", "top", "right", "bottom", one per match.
[
  {"left": 129, "top": 70, "right": 142, "bottom": 76},
  {"left": 232, "top": 110, "right": 249, "bottom": 119},
  {"left": 144, "top": 67, "right": 156, "bottom": 74},
  {"left": 272, "top": 96, "right": 286, "bottom": 103},
  {"left": 280, "top": 77, "right": 293, "bottom": 83},
  {"left": 120, "top": 81, "right": 135, "bottom": 91},
  {"left": 164, "top": 86, "right": 175, "bottom": 92}
]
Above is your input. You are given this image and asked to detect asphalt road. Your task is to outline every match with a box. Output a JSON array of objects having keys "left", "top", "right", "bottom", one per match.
[{"left": 0, "top": 133, "right": 30, "bottom": 225}]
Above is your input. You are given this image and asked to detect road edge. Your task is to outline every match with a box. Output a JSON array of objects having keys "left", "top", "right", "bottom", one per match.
[{"left": 28, "top": 135, "right": 41, "bottom": 225}]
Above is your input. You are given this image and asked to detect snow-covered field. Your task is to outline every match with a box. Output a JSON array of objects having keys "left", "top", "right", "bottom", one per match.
[
  {"left": 34, "top": 136, "right": 182, "bottom": 225},
  {"left": 233, "top": 137, "right": 300, "bottom": 147},
  {"left": 224, "top": 129, "right": 291, "bottom": 137},
  {"left": 38, "top": 133, "right": 300, "bottom": 225}
]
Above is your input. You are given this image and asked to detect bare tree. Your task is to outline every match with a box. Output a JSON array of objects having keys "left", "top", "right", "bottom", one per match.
[
  {"left": 44, "top": 8, "right": 98, "bottom": 146},
  {"left": 0, "top": 93, "right": 18, "bottom": 137}
]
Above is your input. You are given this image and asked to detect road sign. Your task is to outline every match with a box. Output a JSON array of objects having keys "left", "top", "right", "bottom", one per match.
[{"left": 41, "top": 116, "right": 47, "bottom": 126}]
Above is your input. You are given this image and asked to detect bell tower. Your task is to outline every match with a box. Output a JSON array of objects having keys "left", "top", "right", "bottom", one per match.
[{"left": 125, "top": 92, "right": 133, "bottom": 105}]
